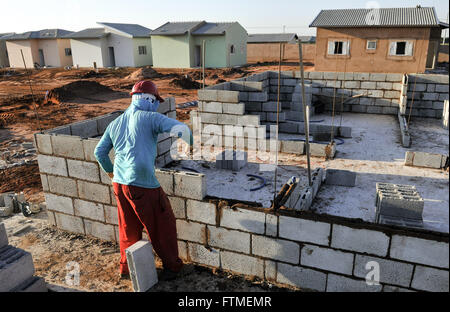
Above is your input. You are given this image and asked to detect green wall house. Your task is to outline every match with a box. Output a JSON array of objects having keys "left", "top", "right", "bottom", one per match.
[{"left": 151, "top": 21, "right": 247, "bottom": 68}]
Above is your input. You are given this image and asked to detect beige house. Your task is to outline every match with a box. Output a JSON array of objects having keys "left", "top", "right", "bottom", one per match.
[
  {"left": 310, "top": 7, "right": 449, "bottom": 73},
  {"left": 5, "top": 29, "right": 74, "bottom": 68}
]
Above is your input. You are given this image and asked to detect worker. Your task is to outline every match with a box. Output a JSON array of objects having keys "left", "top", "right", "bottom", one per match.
[{"left": 94, "top": 80, "right": 193, "bottom": 281}]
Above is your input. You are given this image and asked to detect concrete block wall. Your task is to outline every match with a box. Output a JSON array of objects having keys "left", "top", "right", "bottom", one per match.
[
  {"left": 174, "top": 201, "right": 449, "bottom": 292},
  {"left": 406, "top": 74, "right": 449, "bottom": 119},
  {"left": 34, "top": 98, "right": 180, "bottom": 241}
]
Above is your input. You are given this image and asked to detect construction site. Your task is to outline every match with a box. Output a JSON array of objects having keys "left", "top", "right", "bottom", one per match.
[{"left": 1, "top": 5, "right": 449, "bottom": 294}]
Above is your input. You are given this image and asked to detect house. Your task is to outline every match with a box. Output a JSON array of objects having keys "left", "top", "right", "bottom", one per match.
[
  {"left": 310, "top": 7, "right": 449, "bottom": 73},
  {"left": 0, "top": 33, "right": 14, "bottom": 67},
  {"left": 151, "top": 21, "right": 247, "bottom": 68},
  {"left": 247, "top": 33, "right": 316, "bottom": 63},
  {"left": 4, "top": 29, "right": 73, "bottom": 68},
  {"left": 65, "top": 22, "right": 152, "bottom": 68}
]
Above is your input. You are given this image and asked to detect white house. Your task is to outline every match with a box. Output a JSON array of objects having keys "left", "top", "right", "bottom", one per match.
[{"left": 66, "top": 22, "right": 152, "bottom": 68}]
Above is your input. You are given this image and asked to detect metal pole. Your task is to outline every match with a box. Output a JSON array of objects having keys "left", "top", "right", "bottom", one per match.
[
  {"left": 298, "top": 40, "right": 312, "bottom": 186},
  {"left": 20, "top": 49, "right": 42, "bottom": 132},
  {"left": 202, "top": 40, "right": 206, "bottom": 90},
  {"left": 273, "top": 42, "right": 282, "bottom": 206}
]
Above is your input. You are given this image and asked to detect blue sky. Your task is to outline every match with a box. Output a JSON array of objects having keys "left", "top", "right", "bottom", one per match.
[{"left": 1, "top": 0, "right": 449, "bottom": 35}]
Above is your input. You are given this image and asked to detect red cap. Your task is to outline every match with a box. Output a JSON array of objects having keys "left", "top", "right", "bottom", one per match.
[{"left": 130, "top": 80, "right": 164, "bottom": 103}]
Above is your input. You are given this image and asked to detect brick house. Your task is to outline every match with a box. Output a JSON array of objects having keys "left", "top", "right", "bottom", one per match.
[{"left": 310, "top": 7, "right": 449, "bottom": 73}]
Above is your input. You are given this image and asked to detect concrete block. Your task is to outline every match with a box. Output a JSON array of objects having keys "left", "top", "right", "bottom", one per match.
[
  {"left": 77, "top": 181, "right": 110, "bottom": 204},
  {"left": 368, "top": 90, "right": 384, "bottom": 98},
  {"left": 384, "top": 91, "right": 401, "bottom": 99},
  {"left": 82, "top": 139, "right": 100, "bottom": 162},
  {"left": 208, "top": 226, "right": 250, "bottom": 254},
  {"left": 331, "top": 225, "right": 390, "bottom": 257},
  {"left": 248, "top": 92, "right": 268, "bottom": 102},
  {"left": 45, "top": 193, "right": 74, "bottom": 215},
  {"left": 221, "top": 251, "right": 264, "bottom": 278},
  {"left": 404, "top": 152, "right": 414, "bottom": 166},
  {"left": 84, "top": 220, "right": 115, "bottom": 241},
  {"left": 265, "top": 214, "right": 278, "bottom": 237},
  {"left": 277, "top": 263, "right": 326, "bottom": 291},
  {"left": 186, "top": 200, "right": 216, "bottom": 225},
  {"left": 97, "top": 112, "right": 121, "bottom": 134},
  {"left": 361, "top": 81, "right": 376, "bottom": 89},
  {"left": 54, "top": 213, "right": 85, "bottom": 234},
  {"left": 198, "top": 90, "right": 218, "bottom": 102},
  {"left": 126, "top": 241, "right": 158, "bottom": 292},
  {"left": 11, "top": 276, "right": 47, "bottom": 292},
  {"left": 411, "top": 266, "right": 449, "bottom": 292},
  {"left": 327, "top": 274, "right": 382, "bottom": 292},
  {"left": 199, "top": 112, "right": 218, "bottom": 124},
  {"left": 281, "top": 141, "right": 304, "bottom": 155},
  {"left": 344, "top": 81, "right": 360, "bottom": 89},
  {"left": 412, "top": 152, "right": 443, "bottom": 169},
  {"left": 223, "top": 103, "right": 245, "bottom": 115},
  {"left": 51, "top": 135, "right": 84, "bottom": 160},
  {"left": 252, "top": 235, "right": 299, "bottom": 264},
  {"left": 309, "top": 72, "right": 324, "bottom": 80},
  {"left": 168, "top": 196, "right": 185, "bottom": 219},
  {"left": 202, "top": 102, "right": 222, "bottom": 113},
  {"left": 217, "top": 90, "right": 239, "bottom": 103},
  {"left": 220, "top": 207, "right": 265, "bottom": 234},
  {"left": 245, "top": 102, "right": 262, "bottom": 112},
  {"left": 439, "top": 93, "right": 449, "bottom": 101},
  {"left": 0, "top": 223, "right": 8, "bottom": 249},
  {"left": 188, "top": 243, "right": 220, "bottom": 267},
  {"left": 48, "top": 176, "right": 78, "bottom": 197},
  {"left": 70, "top": 119, "right": 98, "bottom": 138},
  {"left": 436, "top": 84, "right": 449, "bottom": 93},
  {"left": 367, "top": 106, "right": 383, "bottom": 114},
  {"left": 104, "top": 205, "right": 118, "bottom": 225},
  {"left": 386, "top": 73, "right": 403, "bottom": 82},
  {"left": 155, "top": 169, "right": 174, "bottom": 195},
  {"left": 376, "top": 82, "right": 393, "bottom": 90},
  {"left": 279, "top": 216, "right": 330, "bottom": 246},
  {"left": 390, "top": 235, "right": 449, "bottom": 269},
  {"left": 325, "top": 169, "right": 356, "bottom": 187},
  {"left": 279, "top": 122, "right": 299, "bottom": 134},
  {"left": 37, "top": 155, "right": 68, "bottom": 177},
  {"left": 176, "top": 220, "right": 206, "bottom": 244},
  {"left": 301, "top": 244, "right": 354, "bottom": 275},
  {"left": 354, "top": 73, "right": 371, "bottom": 81},
  {"left": 174, "top": 171, "right": 206, "bottom": 200},
  {"left": 40, "top": 174, "right": 49, "bottom": 192},
  {"left": 0, "top": 247, "right": 35, "bottom": 292},
  {"left": 265, "top": 260, "right": 277, "bottom": 281},
  {"left": 237, "top": 115, "right": 260, "bottom": 127},
  {"left": 377, "top": 192, "right": 424, "bottom": 220},
  {"left": 74, "top": 199, "right": 104, "bottom": 222},
  {"left": 67, "top": 160, "right": 100, "bottom": 182},
  {"left": 370, "top": 73, "right": 386, "bottom": 82},
  {"left": 218, "top": 114, "right": 238, "bottom": 125},
  {"left": 354, "top": 255, "right": 414, "bottom": 288},
  {"left": 35, "top": 133, "right": 53, "bottom": 155}
]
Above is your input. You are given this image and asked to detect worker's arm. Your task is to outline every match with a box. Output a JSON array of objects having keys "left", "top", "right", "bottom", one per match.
[
  {"left": 153, "top": 113, "right": 193, "bottom": 146},
  {"left": 94, "top": 126, "right": 114, "bottom": 174}
]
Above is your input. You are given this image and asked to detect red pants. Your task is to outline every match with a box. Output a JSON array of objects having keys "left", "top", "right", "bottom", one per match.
[{"left": 113, "top": 183, "right": 183, "bottom": 275}]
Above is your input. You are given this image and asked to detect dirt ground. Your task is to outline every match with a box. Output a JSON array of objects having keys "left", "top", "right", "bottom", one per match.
[{"left": 0, "top": 63, "right": 309, "bottom": 292}]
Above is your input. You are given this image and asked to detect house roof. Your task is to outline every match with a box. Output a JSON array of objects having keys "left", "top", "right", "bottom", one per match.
[
  {"left": 248, "top": 33, "right": 298, "bottom": 43},
  {"left": 97, "top": 22, "right": 152, "bottom": 37},
  {"left": 191, "top": 22, "right": 236, "bottom": 35},
  {"left": 64, "top": 28, "right": 109, "bottom": 39},
  {"left": 310, "top": 7, "right": 442, "bottom": 28},
  {"left": 0, "top": 33, "right": 14, "bottom": 40},
  {"left": 151, "top": 21, "right": 205, "bottom": 35},
  {"left": 5, "top": 29, "right": 74, "bottom": 40}
]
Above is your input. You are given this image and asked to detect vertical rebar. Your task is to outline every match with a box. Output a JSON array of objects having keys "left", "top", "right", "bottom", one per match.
[
  {"left": 273, "top": 43, "right": 282, "bottom": 205},
  {"left": 202, "top": 40, "right": 206, "bottom": 90},
  {"left": 20, "top": 49, "right": 42, "bottom": 132}
]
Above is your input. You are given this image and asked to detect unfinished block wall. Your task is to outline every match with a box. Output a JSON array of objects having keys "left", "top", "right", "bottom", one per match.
[{"left": 33, "top": 97, "right": 177, "bottom": 241}]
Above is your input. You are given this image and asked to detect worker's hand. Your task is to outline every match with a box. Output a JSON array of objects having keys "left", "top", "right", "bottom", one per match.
[{"left": 108, "top": 172, "right": 114, "bottom": 179}]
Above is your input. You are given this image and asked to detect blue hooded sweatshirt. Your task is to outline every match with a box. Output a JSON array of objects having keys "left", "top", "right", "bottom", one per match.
[{"left": 94, "top": 98, "right": 193, "bottom": 189}]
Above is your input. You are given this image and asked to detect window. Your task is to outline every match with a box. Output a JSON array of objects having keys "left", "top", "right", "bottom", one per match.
[
  {"left": 389, "top": 41, "right": 413, "bottom": 56},
  {"left": 65, "top": 48, "right": 72, "bottom": 56},
  {"left": 367, "top": 40, "right": 377, "bottom": 50},
  {"left": 230, "top": 45, "right": 235, "bottom": 55},
  {"left": 328, "top": 40, "right": 350, "bottom": 55},
  {"left": 138, "top": 46, "right": 147, "bottom": 55}
]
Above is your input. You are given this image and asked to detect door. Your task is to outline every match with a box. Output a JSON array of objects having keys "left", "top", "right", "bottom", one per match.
[
  {"left": 194, "top": 45, "right": 201, "bottom": 67},
  {"left": 38, "top": 49, "right": 45, "bottom": 66},
  {"left": 108, "top": 47, "right": 116, "bottom": 67}
]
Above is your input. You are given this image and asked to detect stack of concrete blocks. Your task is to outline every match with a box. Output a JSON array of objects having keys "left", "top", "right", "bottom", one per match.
[
  {"left": 0, "top": 223, "right": 47, "bottom": 292},
  {"left": 325, "top": 169, "right": 357, "bottom": 187},
  {"left": 406, "top": 74, "right": 449, "bottom": 118},
  {"left": 33, "top": 99, "right": 181, "bottom": 241},
  {"left": 405, "top": 151, "right": 449, "bottom": 169},
  {"left": 443, "top": 100, "right": 449, "bottom": 130},
  {"left": 216, "top": 150, "right": 248, "bottom": 171},
  {"left": 0, "top": 193, "right": 15, "bottom": 217},
  {"left": 287, "top": 83, "right": 314, "bottom": 122},
  {"left": 285, "top": 168, "right": 324, "bottom": 211},
  {"left": 375, "top": 183, "right": 424, "bottom": 229},
  {"left": 126, "top": 240, "right": 158, "bottom": 292}
]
